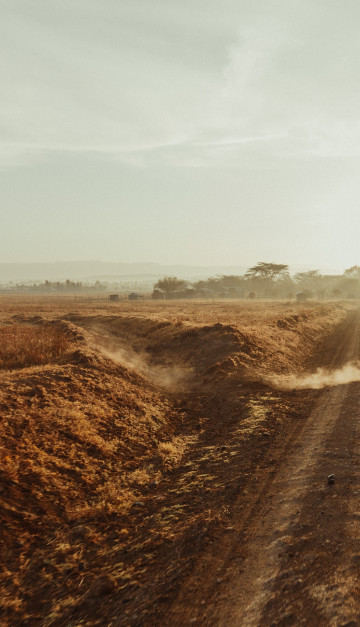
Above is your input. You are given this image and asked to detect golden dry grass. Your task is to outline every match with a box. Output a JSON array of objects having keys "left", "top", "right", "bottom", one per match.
[
  {"left": 0, "top": 323, "right": 69, "bottom": 369},
  {"left": 0, "top": 293, "right": 351, "bottom": 323}
]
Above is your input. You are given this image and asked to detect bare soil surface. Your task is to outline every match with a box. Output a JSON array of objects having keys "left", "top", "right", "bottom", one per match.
[
  {"left": 1, "top": 298, "right": 360, "bottom": 625},
  {"left": 165, "top": 308, "right": 360, "bottom": 626}
]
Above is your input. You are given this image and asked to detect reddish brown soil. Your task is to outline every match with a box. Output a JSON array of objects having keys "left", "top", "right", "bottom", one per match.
[{"left": 0, "top": 298, "right": 359, "bottom": 625}]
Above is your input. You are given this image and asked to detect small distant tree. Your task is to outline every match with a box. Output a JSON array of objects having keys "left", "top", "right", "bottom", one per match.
[
  {"left": 334, "top": 266, "right": 360, "bottom": 298},
  {"left": 154, "top": 276, "right": 188, "bottom": 298},
  {"left": 294, "top": 270, "right": 323, "bottom": 295},
  {"left": 192, "top": 274, "right": 245, "bottom": 295},
  {"left": 245, "top": 262, "right": 289, "bottom": 281},
  {"left": 344, "top": 265, "right": 360, "bottom": 279},
  {"left": 294, "top": 270, "right": 321, "bottom": 284},
  {"left": 218, "top": 275, "right": 244, "bottom": 288},
  {"left": 245, "top": 262, "right": 289, "bottom": 297}
]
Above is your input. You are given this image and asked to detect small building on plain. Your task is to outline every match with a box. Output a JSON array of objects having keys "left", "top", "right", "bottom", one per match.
[
  {"left": 128, "top": 292, "right": 139, "bottom": 301},
  {"left": 109, "top": 294, "right": 119, "bottom": 302}
]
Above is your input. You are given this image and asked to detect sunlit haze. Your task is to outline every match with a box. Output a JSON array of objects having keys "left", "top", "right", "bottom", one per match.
[{"left": 2, "top": 0, "right": 360, "bottom": 272}]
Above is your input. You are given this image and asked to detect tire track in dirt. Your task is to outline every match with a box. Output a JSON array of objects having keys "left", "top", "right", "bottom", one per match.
[{"left": 163, "top": 308, "right": 360, "bottom": 626}]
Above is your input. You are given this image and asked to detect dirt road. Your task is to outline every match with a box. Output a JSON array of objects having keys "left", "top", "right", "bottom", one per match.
[{"left": 164, "top": 309, "right": 360, "bottom": 626}]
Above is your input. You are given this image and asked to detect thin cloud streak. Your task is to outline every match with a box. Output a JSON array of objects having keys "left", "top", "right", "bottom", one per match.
[
  {"left": 0, "top": 133, "right": 289, "bottom": 170},
  {"left": 0, "top": 132, "right": 287, "bottom": 155}
]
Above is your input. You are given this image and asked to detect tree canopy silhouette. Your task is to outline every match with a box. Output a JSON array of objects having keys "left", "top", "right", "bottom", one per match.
[
  {"left": 294, "top": 270, "right": 321, "bottom": 283},
  {"left": 154, "top": 276, "right": 188, "bottom": 296},
  {"left": 344, "top": 265, "right": 360, "bottom": 279},
  {"left": 245, "top": 262, "right": 289, "bottom": 281}
]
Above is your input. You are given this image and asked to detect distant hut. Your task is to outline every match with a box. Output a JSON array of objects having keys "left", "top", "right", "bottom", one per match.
[
  {"left": 128, "top": 292, "right": 139, "bottom": 301},
  {"left": 109, "top": 294, "right": 119, "bottom": 302}
]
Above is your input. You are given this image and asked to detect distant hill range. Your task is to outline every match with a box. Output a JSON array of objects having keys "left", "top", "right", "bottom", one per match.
[
  {"left": 0, "top": 261, "right": 338, "bottom": 283},
  {"left": 0, "top": 261, "right": 250, "bottom": 283}
]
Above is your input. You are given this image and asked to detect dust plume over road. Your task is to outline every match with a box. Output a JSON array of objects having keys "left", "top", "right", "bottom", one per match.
[{"left": 271, "top": 360, "right": 360, "bottom": 389}]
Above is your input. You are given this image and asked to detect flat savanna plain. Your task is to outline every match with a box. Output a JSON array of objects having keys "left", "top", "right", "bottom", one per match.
[{"left": 0, "top": 296, "right": 358, "bottom": 625}]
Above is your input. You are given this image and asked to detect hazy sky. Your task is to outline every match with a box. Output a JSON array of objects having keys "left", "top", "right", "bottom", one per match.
[{"left": 2, "top": 0, "right": 360, "bottom": 271}]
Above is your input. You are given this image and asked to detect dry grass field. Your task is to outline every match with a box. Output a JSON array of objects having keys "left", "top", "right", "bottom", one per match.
[{"left": 0, "top": 296, "right": 357, "bottom": 625}]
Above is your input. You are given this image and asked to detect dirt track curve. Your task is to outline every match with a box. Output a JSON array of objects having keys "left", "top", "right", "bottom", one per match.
[{"left": 164, "top": 308, "right": 360, "bottom": 626}]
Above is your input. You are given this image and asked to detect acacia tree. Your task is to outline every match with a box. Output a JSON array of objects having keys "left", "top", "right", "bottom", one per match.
[
  {"left": 244, "top": 262, "right": 289, "bottom": 297},
  {"left": 245, "top": 262, "right": 289, "bottom": 280},
  {"left": 154, "top": 276, "right": 188, "bottom": 298}
]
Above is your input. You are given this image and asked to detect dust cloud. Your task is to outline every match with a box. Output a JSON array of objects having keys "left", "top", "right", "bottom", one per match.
[
  {"left": 271, "top": 362, "right": 360, "bottom": 390},
  {"left": 98, "top": 345, "right": 191, "bottom": 390}
]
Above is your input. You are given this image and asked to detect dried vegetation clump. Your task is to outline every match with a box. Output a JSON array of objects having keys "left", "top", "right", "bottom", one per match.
[
  {"left": 0, "top": 298, "right": 356, "bottom": 625},
  {"left": 0, "top": 323, "right": 69, "bottom": 370}
]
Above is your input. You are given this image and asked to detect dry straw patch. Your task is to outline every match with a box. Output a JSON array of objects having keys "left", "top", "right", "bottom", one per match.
[
  {"left": 0, "top": 323, "right": 69, "bottom": 369},
  {"left": 158, "top": 435, "right": 191, "bottom": 469}
]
